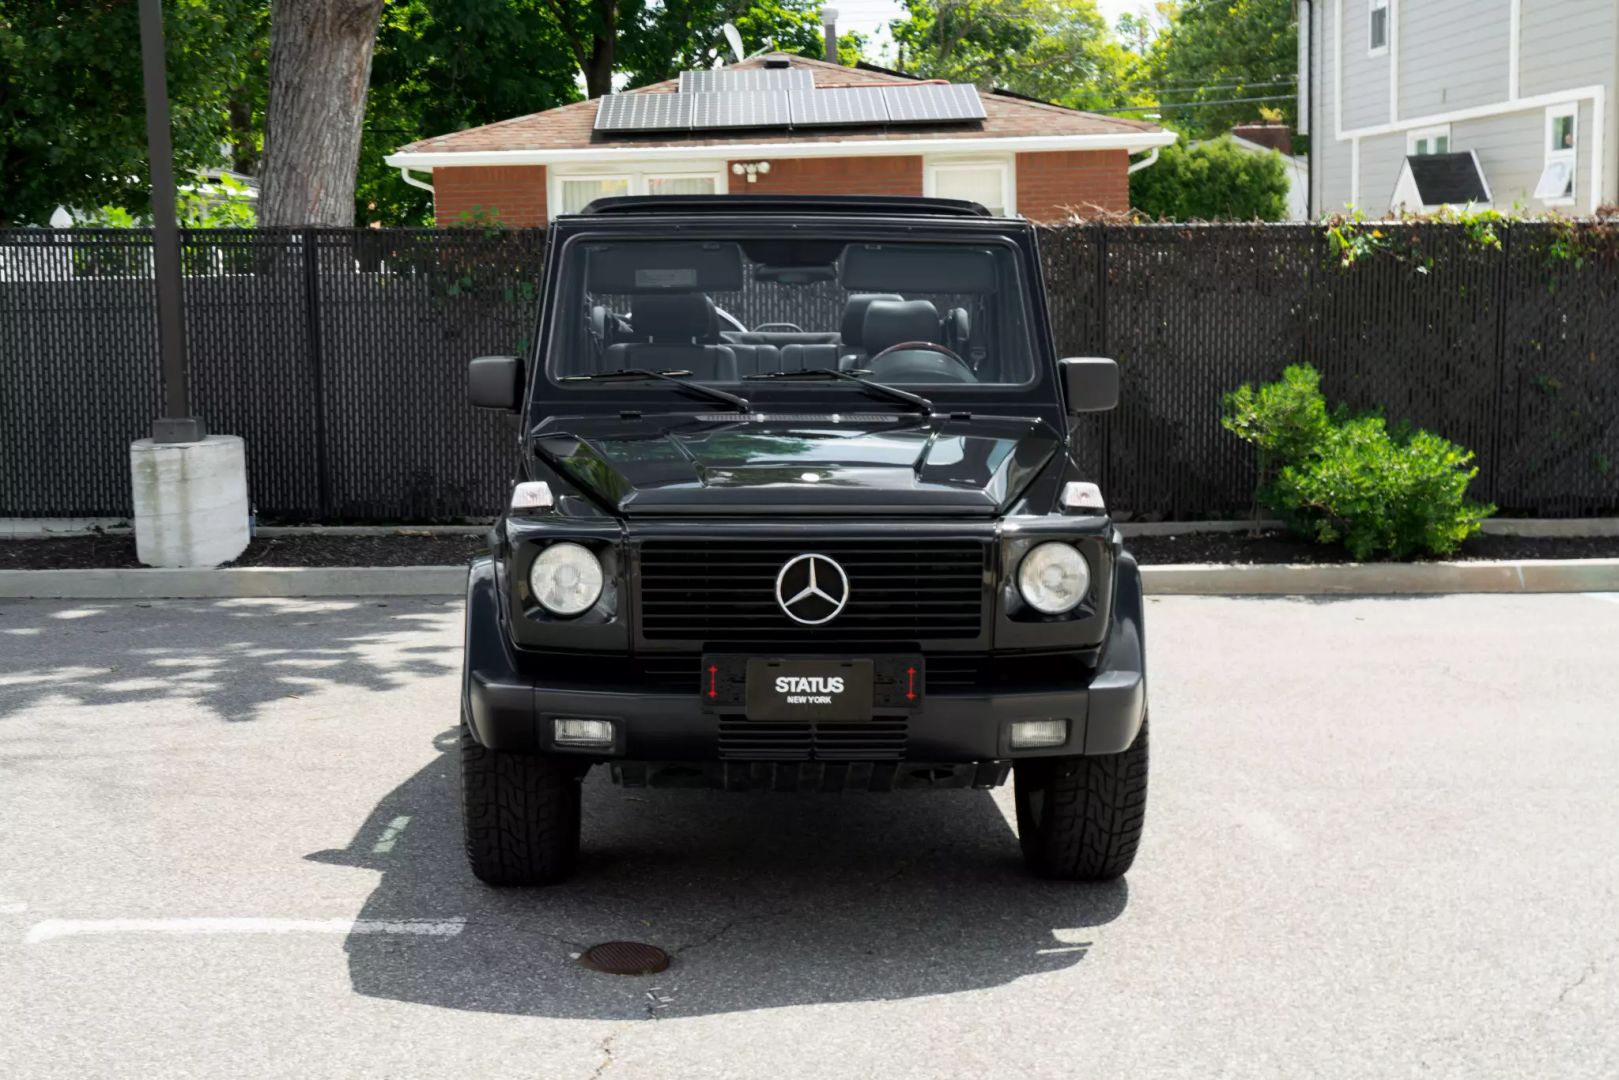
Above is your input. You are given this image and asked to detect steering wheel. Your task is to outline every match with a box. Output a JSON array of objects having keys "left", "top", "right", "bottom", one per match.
[
  {"left": 866, "top": 341, "right": 977, "bottom": 383},
  {"left": 753, "top": 322, "right": 805, "bottom": 333}
]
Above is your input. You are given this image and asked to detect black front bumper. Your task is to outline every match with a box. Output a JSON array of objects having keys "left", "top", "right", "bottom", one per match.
[{"left": 462, "top": 553, "right": 1147, "bottom": 765}]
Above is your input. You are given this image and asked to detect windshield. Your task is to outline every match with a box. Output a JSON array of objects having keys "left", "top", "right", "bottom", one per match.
[{"left": 545, "top": 234, "right": 1038, "bottom": 391}]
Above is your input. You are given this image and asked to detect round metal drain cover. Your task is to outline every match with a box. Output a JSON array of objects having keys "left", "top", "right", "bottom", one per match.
[{"left": 579, "top": 941, "right": 670, "bottom": 976}]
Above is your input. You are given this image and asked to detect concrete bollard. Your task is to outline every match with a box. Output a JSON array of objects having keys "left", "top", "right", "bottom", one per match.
[{"left": 130, "top": 435, "right": 250, "bottom": 568}]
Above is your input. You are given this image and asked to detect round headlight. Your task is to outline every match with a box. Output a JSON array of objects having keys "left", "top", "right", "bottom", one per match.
[
  {"left": 1016, "top": 542, "right": 1091, "bottom": 615},
  {"left": 528, "top": 542, "right": 603, "bottom": 617}
]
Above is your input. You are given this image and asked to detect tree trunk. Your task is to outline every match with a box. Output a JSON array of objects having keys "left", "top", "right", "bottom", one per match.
[
  {"left": 259, "top": 0, "right": 385, "bottom": 226},
  {"left": 582, "top": 0, "right": 616, "bottom": 99}
]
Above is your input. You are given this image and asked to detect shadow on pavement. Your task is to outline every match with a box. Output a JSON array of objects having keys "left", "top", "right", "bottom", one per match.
[
  {"left": 0, "top": 597, "right": 460, "bottom": 726},
  {"left": 310, "top": 731, "right": 1130, "bottom": 1020}
]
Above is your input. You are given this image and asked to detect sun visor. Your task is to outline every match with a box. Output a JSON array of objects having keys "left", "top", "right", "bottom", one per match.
[
  {"left": 586, "top": 242, "right": 744, "bottom": 293},
  {"left": 839, "top": 244, "right": 998, "bottom": 293}
]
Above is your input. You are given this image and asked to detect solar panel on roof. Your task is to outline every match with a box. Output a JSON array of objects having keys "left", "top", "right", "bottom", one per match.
[
  {"left": 594, "top": 93, "right": 693, "bottom": 132},
  {"left": 788, "top": 86, "right": 889, "bottom": 127},
  {"left": 882, "top": 83, "right": 987, "bottom": 124},
  {"left": 680, "top": 68, "right": 814, "bottom": 93},
  {"left": 688, "top": 91, "right": 792, "bottom": 130}
]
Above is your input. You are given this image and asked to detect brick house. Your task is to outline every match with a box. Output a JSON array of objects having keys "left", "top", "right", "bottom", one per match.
[{"left": 384, "top": 55, "right": 1172, "bottom": 226}]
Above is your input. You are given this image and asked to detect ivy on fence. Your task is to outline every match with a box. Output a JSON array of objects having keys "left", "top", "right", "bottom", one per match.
[{"left": 0, "top": 221, "right": 1614, "bottom": 521}]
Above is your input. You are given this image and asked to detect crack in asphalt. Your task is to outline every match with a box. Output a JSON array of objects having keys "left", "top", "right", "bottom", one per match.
[
  {"left": 1553, "top": 946, "right": 1616, "bottom": 1008},
  {"left": 671, "top": 845, "right": 942, "bottom": 957},
  {"left": 587, "top": 1033, "right": 616, "bottom": 1079}
]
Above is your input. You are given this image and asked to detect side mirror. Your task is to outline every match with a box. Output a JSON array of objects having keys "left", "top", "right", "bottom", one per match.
[
  {"left": 468, "top": 355, "right": 521, "bottom": 411},
  {"left": 1060, "top": 357, "right": 1119, "bottom": 413}
]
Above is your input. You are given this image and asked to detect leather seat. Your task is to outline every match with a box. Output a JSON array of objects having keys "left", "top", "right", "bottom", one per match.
[
  {"left": 862, "top": 299, "right": 942, "bottom": 354},
  {"left": 723, "top": 330, "right": 841, "bottom": 346},
  {"left": 780, "top": 343, "right": 840, "bottom": 370},
  {"left": 725, "top": 343, "right": 782, "bottom": 378},
  {"left": 604, "top": 293, "right": 738, "bottom": 380},
  {"left": 838, "top": 293, "right": 903, "bottom": 368}
]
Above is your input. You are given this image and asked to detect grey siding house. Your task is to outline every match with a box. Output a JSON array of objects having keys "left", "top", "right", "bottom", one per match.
[{"left": 1298, "top": 0, "right": 1617, "bottom": 216}]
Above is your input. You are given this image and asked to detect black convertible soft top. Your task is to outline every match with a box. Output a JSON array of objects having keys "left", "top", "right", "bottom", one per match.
[{"left": 574, "top": 194, "right": 993, "bottom": 218}]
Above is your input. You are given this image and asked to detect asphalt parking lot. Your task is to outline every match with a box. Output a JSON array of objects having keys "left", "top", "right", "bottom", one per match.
[{"left": 1, "top": 593, "right": 1616, "bottom": 1079}]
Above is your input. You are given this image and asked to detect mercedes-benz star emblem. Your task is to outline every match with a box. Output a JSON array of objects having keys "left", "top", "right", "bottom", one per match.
[{"left": 775, "top": 554, "right": 850, "bottom": 626}]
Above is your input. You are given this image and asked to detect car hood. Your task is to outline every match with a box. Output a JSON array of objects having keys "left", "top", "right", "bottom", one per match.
[{"left": 531, "top": 412, "right": 1062, "bottom": 516}]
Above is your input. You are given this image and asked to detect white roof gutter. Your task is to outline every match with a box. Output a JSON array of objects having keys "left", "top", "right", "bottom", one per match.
[
  {"left": 397, "top": 167, "right": 434, "bottom": 193},
  {"left": 384, "top": 130, "right": 1177, "bottom": 172}
]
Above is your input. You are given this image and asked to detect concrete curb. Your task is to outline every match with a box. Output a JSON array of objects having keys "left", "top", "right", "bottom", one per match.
[
  {"left": 1141, "top": 559, "right": 1619, "bottom": 596},
  {"left": 2, "top": 560, "right": 1616, "bottom": 601},
  {"left": 0, "top": 566, "right": 468, "bottom": 600},
  {"left": 1114, "top": 518, "right": 1619, "bottom": 538}
]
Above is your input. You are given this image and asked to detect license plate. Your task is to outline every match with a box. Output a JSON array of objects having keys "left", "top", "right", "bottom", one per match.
[{"left": 745, "top": 659, "right": 874, "bottom": 722}]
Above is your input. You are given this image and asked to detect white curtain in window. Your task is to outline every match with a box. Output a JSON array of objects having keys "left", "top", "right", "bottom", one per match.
[
  {"left": 931, "top": 166, "right": 1006, "bottom": 215},
  {"left": 559, "top": 177, "right": 630, "bottom": 214},
  {"left": 647, "top": 175, "right": 717, "bottom": 196}
]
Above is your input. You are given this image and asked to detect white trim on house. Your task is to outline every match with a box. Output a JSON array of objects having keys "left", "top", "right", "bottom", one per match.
[
  {"left": 1331, "top": 0, "right": 1607, "bottom": 213},
  {"left": 1297, "top": 0, "right": 1312, "bottom": 136},
  {"left": 1386, "top": 0, "right": 1398, "bottom": 123},
  {"left": 1507, "top": 0, "right": 1521, "bottom": 101},
  {"left": 384, "top": 130, "right": 1177, "bottom": 172},
  {"left": 923, "top": 156, "right": 1015, "bottom": 216}
]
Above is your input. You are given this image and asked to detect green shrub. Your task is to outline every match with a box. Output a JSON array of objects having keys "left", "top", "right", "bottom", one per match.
[
  {"left": 1221, "top": 365, "right": 1495, "bottom": 560},
  {"left": 1129, "top": 136, "right": 1291, "bottom": 222}
]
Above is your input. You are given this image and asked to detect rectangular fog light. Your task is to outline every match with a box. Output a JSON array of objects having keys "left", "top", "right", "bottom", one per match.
[
  {"left": 553, "top": 718, "right": 615, "bottom": 747},
  {"left": 1010, "top": 719, "right": 1069, "bottom": 749}
]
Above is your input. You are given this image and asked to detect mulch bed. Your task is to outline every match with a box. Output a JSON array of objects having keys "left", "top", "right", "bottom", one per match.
[
  {"left": 0, "top": 533, "right": 486, "bottom": 570},
  {"left": 1, "top": 529, "right": 1617, "bottom": 571},
  {"left": 1123, "top": 530, "right": 1619, "bottom": 565}
]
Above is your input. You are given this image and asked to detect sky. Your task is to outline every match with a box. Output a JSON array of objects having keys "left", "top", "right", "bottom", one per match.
[{"left": 834, "top": 0, "right": 1143, "bottom": 62}]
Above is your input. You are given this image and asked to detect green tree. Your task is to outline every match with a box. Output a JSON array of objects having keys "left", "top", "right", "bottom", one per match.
[
  {"left": 889, "top": 0, "right": 1148, "bottom": 112},
  {"left": 1129, "top": 135, "right": 1289, "bottom": 221},
  {"left": 618, "top": 0, "right": 827, "bottom": 88},
  {"left": 359, "top": 0, "right": 581, "bottom": 225},
  {"left": 1144, "top": 0, "right": 1296, "bottom": 139},
  {"left": 0, "top": 0, "right": 262, "bottom": 226}
]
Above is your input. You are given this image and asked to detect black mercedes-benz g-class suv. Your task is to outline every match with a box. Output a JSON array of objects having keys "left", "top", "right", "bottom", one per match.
[{"left": 461, "top": 195, "right": 1147, "bottom": 885}]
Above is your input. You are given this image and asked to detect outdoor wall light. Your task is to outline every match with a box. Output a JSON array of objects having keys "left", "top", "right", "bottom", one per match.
[{"left": 731, "top": 161, "right": 773, "bottom": 183}]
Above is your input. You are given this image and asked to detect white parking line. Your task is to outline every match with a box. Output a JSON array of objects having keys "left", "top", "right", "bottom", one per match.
[
  {"left": 371, "top": 815, "right": 411, "bottom": 853},
  {"left": 1584, "top": 593, "right": 1619, "bottom": 605},
  {"left": 24, "top": 917, "right": 466, "bottom": 944}
]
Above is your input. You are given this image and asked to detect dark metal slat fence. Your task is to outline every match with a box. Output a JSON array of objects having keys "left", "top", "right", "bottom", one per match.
[{"left": 1, "top": 223, "right": 1614, "bottom": 521}]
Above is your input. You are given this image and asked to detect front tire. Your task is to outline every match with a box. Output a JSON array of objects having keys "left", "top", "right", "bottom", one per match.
[
  {"left": 459, "top": 716, "right": 584, "bottom": 886},
  {"left": 1014, "top": 717, "right": 1148, "bottom": 881}
]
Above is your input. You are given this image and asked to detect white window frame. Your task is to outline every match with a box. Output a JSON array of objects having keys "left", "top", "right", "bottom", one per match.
[
  {"left": 1407, "top": 124, "right": 1451, "bottom": 157},
  {"left": 548, "top": 163, "right": 729, "bottom": 214},
  {"left": 643, "top": 170, "right": 727, "bottom": 197},
  {"left": 1369, "top": 0, "right": 1390, "bottom": 57},
  {"left": 924, "top": 157, "right": 1015, "bottom": 217},
  {"left": 552, "top": 173, "right": 633, "bottom": 216},
  {"left": 1537, "top": 105, "right": 1578, "bottom": 206}
]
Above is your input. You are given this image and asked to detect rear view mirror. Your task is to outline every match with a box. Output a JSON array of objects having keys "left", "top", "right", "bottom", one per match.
[
  {"left": 1060, "top": 357, "right": 1119, "bottom": 413},
  {"left": 469, "top": 355, "right": 521, "bottom": 411}
]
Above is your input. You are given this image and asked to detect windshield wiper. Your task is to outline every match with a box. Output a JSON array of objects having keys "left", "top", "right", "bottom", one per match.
[
  {"left": 741, "top": 367, "right": 933, "bottom": 414},
  {"left": 559, "top": 368, "right": 750, "bottom": 413}
]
